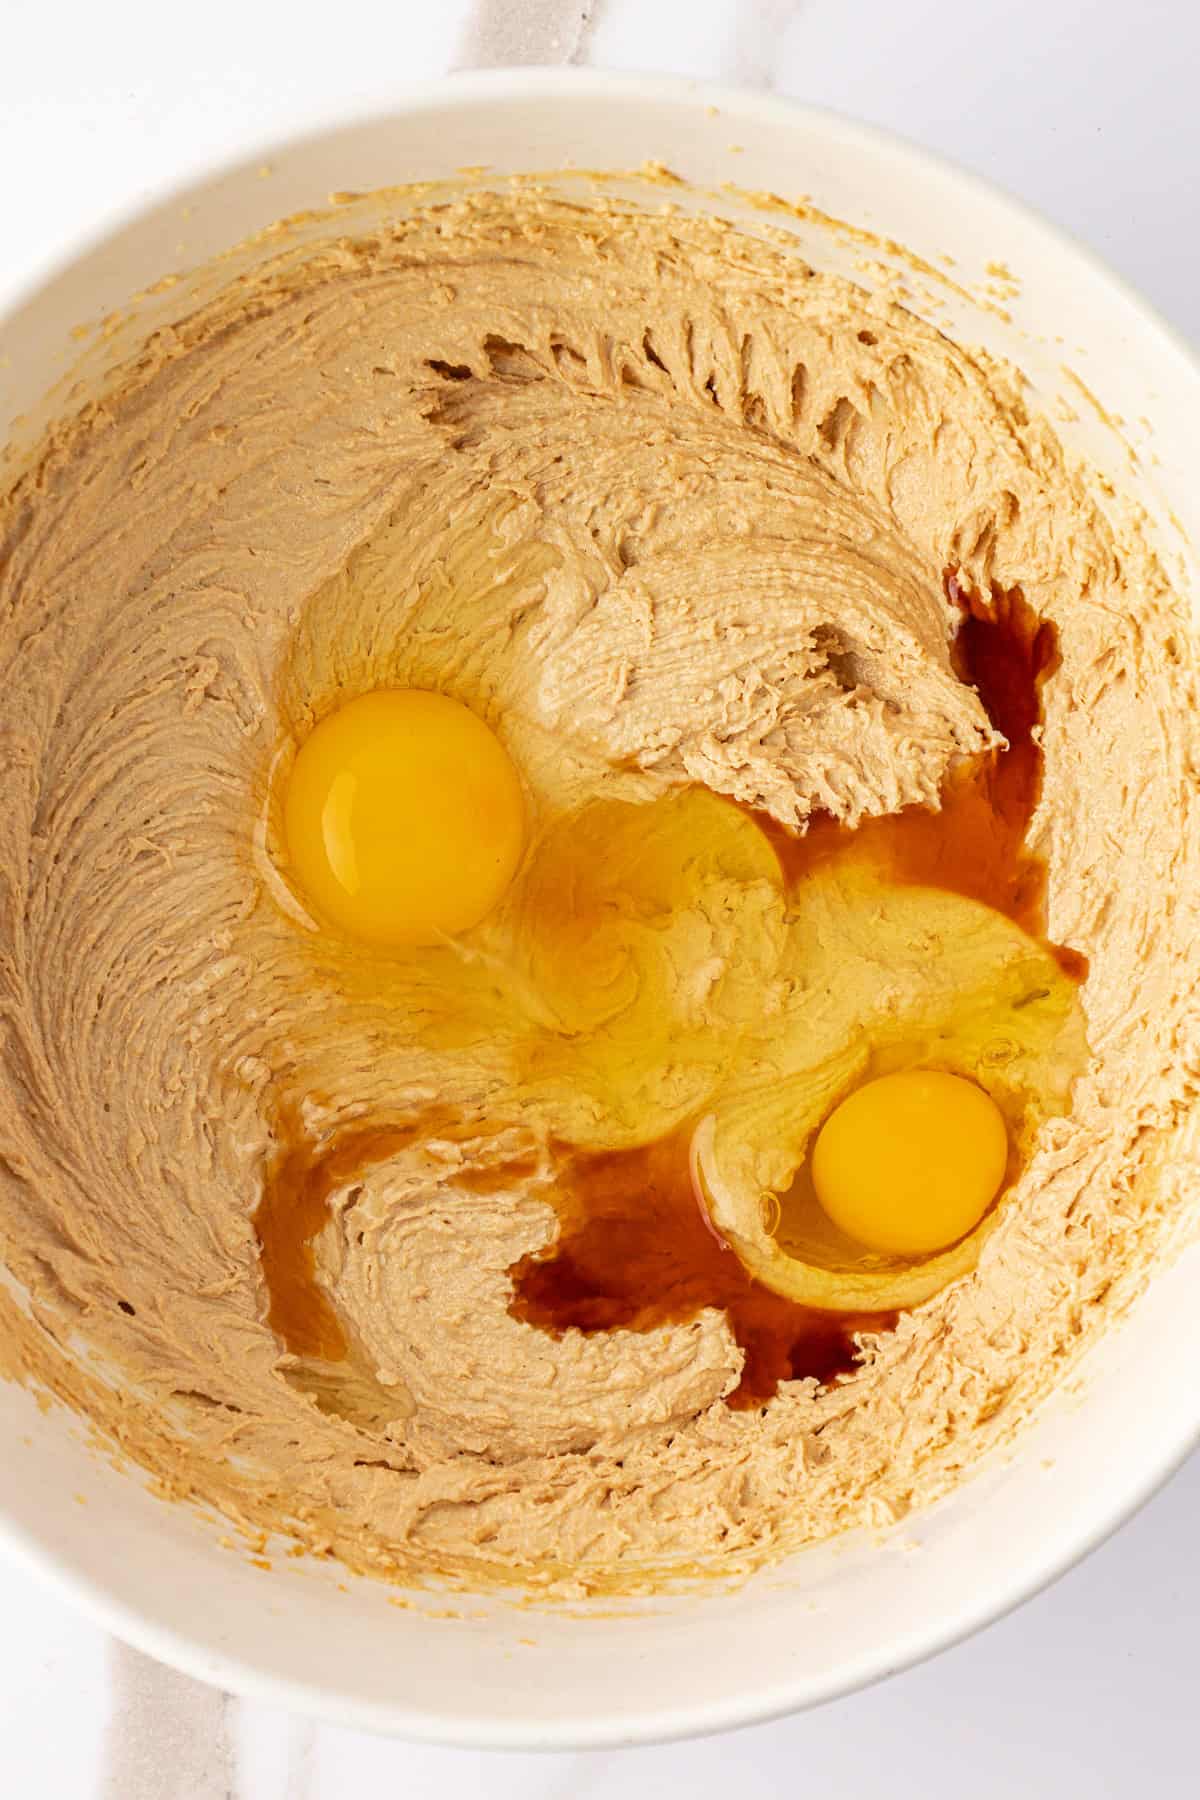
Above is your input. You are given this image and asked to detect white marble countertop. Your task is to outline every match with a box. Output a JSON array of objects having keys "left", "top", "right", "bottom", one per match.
[{"left": 4, "top": 1, "right": 1198, "bottom": 1793}]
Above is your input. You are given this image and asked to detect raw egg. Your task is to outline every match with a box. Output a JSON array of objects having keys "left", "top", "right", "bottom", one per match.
[
  {"left": 810, "top": 1068, "right": 1008, "bottom": 1257},
  {"left": 283, "top": 688, "right": 524, "bottom": 947}
]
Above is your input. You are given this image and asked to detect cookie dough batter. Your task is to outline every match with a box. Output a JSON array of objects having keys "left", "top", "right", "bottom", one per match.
[{"left": 0, "top": 184, "right": 1196, "bottom": 1595}]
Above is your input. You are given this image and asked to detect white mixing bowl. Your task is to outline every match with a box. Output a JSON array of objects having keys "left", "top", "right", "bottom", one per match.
[{"left": 0, "top": 69, "right": 1197, "bottom": 1748}]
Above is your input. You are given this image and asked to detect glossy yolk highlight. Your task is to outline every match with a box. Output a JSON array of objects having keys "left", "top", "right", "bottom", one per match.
[
  {"left": 283, "top": 689, "right": 524, "bottom": 947},
  {"left": 810, "top": 1069, "right": 1008, "bottom": 1257}
]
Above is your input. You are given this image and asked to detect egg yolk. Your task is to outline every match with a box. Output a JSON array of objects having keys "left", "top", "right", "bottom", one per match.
[
  {"left": 283, "top": 688, "right": 524, "bottom": 947},
  {"left": 810, "top": 1069, "right": 1008, "bottom": 1257}
]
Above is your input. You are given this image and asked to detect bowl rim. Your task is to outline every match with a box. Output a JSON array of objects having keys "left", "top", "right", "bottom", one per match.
[
  {"left": 4, "top": 66, "right": 1199, "bottom": 390},
  {"left": 1, "top": 65, "right": 1198, "bottom": 1750}
]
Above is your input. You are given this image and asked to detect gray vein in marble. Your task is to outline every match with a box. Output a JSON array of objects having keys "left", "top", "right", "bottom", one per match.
[
  {"left": 102, "top": 1644, "right": 235, "bottom": 1800},
  {"left": 454, "top": 0, "right": 603, "bottom": 68},
  {"left": 719, "top": 0, "right": 803, "bottom": 89}
]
